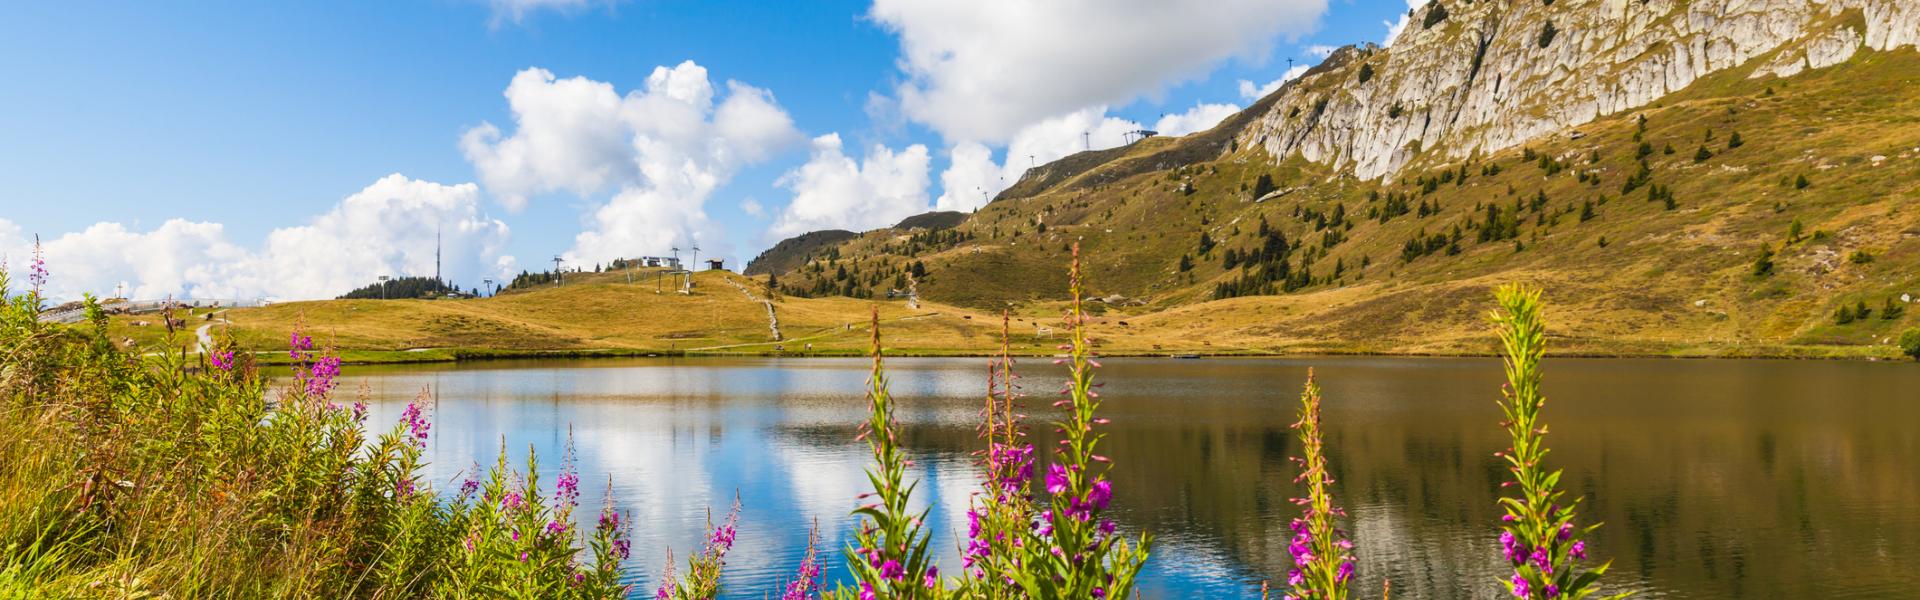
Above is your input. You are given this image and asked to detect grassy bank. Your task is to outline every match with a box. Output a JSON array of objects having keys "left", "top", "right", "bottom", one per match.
[{"left": 106, "top": 268, "right": 1912, "bottom": 365}]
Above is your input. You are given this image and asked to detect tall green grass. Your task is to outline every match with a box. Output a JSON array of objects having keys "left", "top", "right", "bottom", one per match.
[{"left": 0, "top": 266, "right": 635, "bottom": 598}]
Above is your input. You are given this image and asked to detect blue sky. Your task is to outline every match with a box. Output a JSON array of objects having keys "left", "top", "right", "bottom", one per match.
[{"left": 0, "top": 0, "right": 1418, "bottom": 300}]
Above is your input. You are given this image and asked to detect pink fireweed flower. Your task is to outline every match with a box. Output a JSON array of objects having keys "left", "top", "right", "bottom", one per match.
[
  {"left": 210, "top": 350, "right": 236, "bottom": 371},
  {"left": 1491, "top": 285, "right": 1613, "bottom": 599},
  {"left": 1282, "top": 371, "right": 1354, "bottom": 600},
  {"left": 288, "top": 331, "right": 313, "bottom": 358},
  {"left": 304, "top": 355, "right": 341, "bottom": 397},
  {"left": 1045, "top": 463, "right": 1070, "bottom": 495},
  {"left": 399, "top": 400, "right": 430, "bottom": 448},
  {"left": 556, "top": 470, "right": 581, "bottom": 507},
  {"left": 1086, "top": 478, "right": 1112, "bottom": 510}
]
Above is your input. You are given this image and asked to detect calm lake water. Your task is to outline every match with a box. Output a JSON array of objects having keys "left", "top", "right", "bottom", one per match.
[{"left": 340, "top": 356, "right": 1920, "bottom": 599}]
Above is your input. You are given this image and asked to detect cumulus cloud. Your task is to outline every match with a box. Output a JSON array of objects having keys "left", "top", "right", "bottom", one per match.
[
  {"left": 1, "top": 175, "right": 515, "bottom": 302},
  {"left": 461, "top": 62, "right": 802, "bottom": 264},
  {"left": 1307, "top": 44, "right": 1339, "bottom": 58},
  {"left": 770, "top": 134, "right": 932, "bottom": 237},
  {"left": 1153, "top": 103, "right": 1240, "bottom": 136},
  {"left": 1237, "top": 64, "right": 1311, "bottom": 100},
  {"left": 870, "top": 0, "right": 1327, "bottom": 144},
  {"left": 739, "top": 198, "right": 765, "bottom": 218},
  {"left": 934, "top": 107, "right": 1146, "bottom": 211}
]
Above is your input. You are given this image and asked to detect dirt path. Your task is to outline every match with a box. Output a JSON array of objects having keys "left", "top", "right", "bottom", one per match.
[
  {"left": 194, "top": 310, "right": 229, "bottom": 354},
  {"left": 723, "top": 276, "right": 783, "bottom": 341}
]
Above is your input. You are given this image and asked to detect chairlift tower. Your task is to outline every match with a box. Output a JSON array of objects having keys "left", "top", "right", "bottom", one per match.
[
  {"left": 686, "top": 244, "right": 701, "bottom": 293},
  {"left": 552, "top": 255, "right": 564, "bottom": 286}
]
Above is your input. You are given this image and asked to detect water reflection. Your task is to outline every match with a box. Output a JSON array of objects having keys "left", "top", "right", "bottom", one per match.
[{"left": 340, "top": 356, "right": 1920, "bottom": 599}]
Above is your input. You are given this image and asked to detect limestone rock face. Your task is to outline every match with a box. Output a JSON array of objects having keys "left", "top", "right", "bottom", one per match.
[{"left": 1239, "top": 0, "right": 1920, "bottom": 180}]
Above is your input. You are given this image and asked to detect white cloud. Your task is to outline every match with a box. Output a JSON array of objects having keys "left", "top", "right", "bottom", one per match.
[
  {"left": 1237, "top": 64, "right": 1311, "bottom": 100},
  {"left": 1307, "top": 44, "right": 1339, "bottom": 58},
  {"left": 485, "top": 0, "right": 613, "bottom": 27},
  {"left": 2, "top": 175, "right": 515, "bottom": 302},
  {"left": 934, "top": 106, "right": 1146, "bottom": 211},
  {"left": 1153, "top": 103, "right": 1240, "bottom": 136},
  {"left": 739, "top": 198, "right": 765, "bottom": 218},
  {"left": 770, "top": 133, "right": 932, "bottom": 237},
  {"left": 1383, "top": 0, "right": 1432, "bottom": 47},
  {"left": 870, "top": 0, "right": 1327, "bottom": 144},
  {"left": 461, "top": 62, "right": 802, "bottom": 264}
]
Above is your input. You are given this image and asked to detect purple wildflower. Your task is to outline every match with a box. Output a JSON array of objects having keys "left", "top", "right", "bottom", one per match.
[
  {"left": 1086, "top": 478, "right": 1112, "bottom": 510},
  {"left": 210, "top": 350, "right": 235, "bottom": 372},
  {"left": 556, "top": 470, "right": 580, "bottom": 507},
  {"left": 304, "top": 355, "right": 341, "bottom": 397},
  {"left": 1045, "top": 463, "right": 1069, "bottom": 495},
  {"left": 288, "top": 331, "right": 313, "bottom": 359},
  {"left": 27, "top": 238, "right": 48, "bottom": 292},
  {"left": 399, "top": 400, "right": 430, "bottom": 448},
  {"left": 1510, "top": 571, "right": 1530, "bottom": 598}
]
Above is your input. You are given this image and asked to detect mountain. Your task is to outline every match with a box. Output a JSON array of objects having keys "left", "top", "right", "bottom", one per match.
[
  {"left": 893, "top": 211, "right": 968, "bottom": 231},
  {"left": 751, "top": 1, "right": 1920, "bottom": 356},
  {"left": 743, "top": 230, "right": 858, "bottom": 276}
]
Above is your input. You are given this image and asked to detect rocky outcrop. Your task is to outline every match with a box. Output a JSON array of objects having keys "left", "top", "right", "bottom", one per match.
[{"left": 1240, "top": 0, "right": 1920, "bottom": 180}]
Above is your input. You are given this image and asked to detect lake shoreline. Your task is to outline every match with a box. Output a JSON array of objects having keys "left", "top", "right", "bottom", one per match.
[{"left": 242, "top": 342, "right": 1912, "bottom": 366}]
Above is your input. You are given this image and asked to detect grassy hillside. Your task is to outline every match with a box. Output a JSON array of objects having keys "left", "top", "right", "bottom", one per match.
[{"left": 752, "top": 46, "right": 1920, "bottom": 359}]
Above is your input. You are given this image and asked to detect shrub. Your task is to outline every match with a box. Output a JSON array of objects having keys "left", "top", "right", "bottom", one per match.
[
  {"left": 1423, "top": 2, "right": 1450, "bottom": 29},
  {"left": 1848, "top": 250, "right": 1873, "bottom": 264},
  {"left": 1900, "top": 329, "right": 1920, "bottom": 360},
  {"left": 1694, "top": 145, "right": 1714, "bottom": 163},
  {"left": 1538, "top": 21, "right": 1558, "bottom": 48},
  {"left": 1796, "top": 174, "right": 1811, "bottom": 189},
  {"left": 1882, "top": 297, "right": 1905, "bottom": 320},
  {"left": 1728, "top": 132, "right": 1744, "bottom": 149},
  {"left": 1752, "top": 245, "right": 1775, "bottom": 277},
  {"left": 1834, "top": 304, "right": 1856, "bottom": 325},
  {"left": 1358, "top": 63, "right": 1375, "bottom": 84}
]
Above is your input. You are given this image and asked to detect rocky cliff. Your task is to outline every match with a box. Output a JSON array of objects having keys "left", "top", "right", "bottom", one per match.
[{"left": 1242, "top": 0, "right": 1920, "bottom": 180}]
